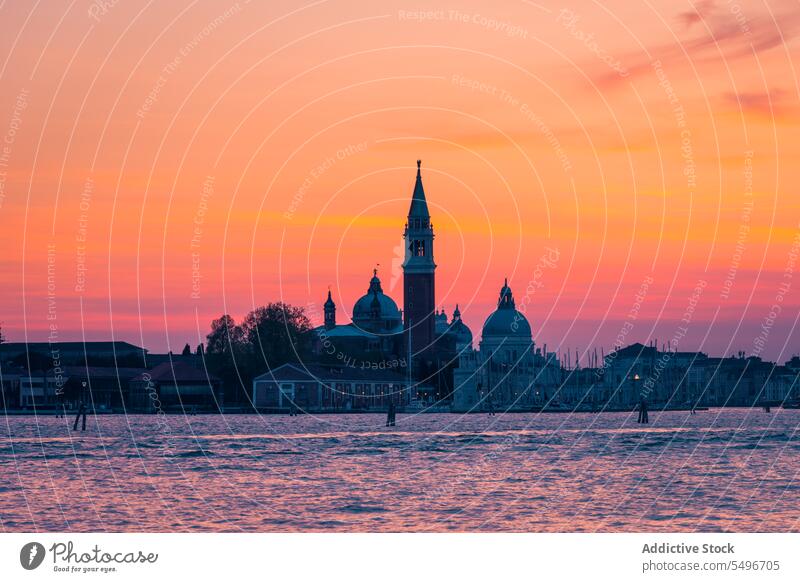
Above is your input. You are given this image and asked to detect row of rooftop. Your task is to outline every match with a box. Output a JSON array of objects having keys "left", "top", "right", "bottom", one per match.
[{"left": 1, "top": 340, "right": 798, "bottom": 413}]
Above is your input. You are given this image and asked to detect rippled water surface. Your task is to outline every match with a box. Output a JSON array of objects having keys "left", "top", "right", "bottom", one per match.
[{"left": 2, "top": 409, "right": 799, "bottom": 531}]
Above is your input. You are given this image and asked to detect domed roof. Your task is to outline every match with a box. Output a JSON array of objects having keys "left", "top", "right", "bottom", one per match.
[
  {"left": 352, "top": 269, "right": 401, "bottom": 323},
  {"left": 481, "top": 279, "right": 532, "bottom": 339},
  {"left": 446, "top": 304, "right": 473, "bottom": 346}
]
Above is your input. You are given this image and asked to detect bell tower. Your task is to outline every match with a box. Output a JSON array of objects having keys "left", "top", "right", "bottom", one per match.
[
  {"left": 323, "top": 288, "right": 336, "bottom": 330},
  {"left": 403, "top": 160, "right": 436, "bottom": 362}
]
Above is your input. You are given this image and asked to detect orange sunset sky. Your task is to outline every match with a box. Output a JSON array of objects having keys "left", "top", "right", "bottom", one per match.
[{"left": 0, "top": 0, "right": 799, "bottom": 361}]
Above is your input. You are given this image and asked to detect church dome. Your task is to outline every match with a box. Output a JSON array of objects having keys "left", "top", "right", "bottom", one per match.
[
  {"left": 446, "top": 304, "right": 473, "bottom": 347},
  {"left": 481, "top": 279, "right": 532, "bottom": 339},
  {"left": 352, "top": 269, "right": 402, "bottom": 331}
]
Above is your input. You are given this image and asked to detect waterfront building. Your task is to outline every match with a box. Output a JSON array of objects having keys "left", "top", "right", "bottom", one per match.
[
  {"left": 17, "top": 372, "right": 63, "bottom": 409},
  {"left": 311, "top": 161, "right": 469, "bottom": 400},
  {"left": 5, "top": 365, "right": 148, "bottom": 411},
  {"left": 453, "top": 280, "right": 559, "bottom": 412},
  {"left": 763, "top": 366, "right": 798, "bottom": 403},
  {"left": 129, "top": 361, "right": 223, "bottom": 412},
  {"left": 0, "top": 341, "right": 147, "bottom": 365},
  {"left": 596, "top": 343, "right": 709, "bottom": 408},
  {"left": 0, "top": 370, "right": 22, "bottom": 410},
  {"left": 600, "top": 342, "right": 658, "bottom": 407},
  {"left": 252, "top": 363, "right": 409, "bottom": 411},
  {"left": 57, "top": 366, "right": 147, "bottom": 411},
  {"left": 697, "top": 356, "right": 775, "bottom": 407}
]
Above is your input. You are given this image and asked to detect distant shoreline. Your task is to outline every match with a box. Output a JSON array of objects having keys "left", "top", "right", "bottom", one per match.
[{"left": 2, "top": 405, "right": 792, "bottom": 416}]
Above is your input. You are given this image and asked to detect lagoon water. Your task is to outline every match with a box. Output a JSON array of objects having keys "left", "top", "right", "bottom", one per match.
[{"left": 1, "top": 409, "right": 799, "bottom": 532}]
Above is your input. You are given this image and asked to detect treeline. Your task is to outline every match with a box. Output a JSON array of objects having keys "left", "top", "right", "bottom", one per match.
[{"left": 204, "top": 302, "right": 313, "bottom": 404}]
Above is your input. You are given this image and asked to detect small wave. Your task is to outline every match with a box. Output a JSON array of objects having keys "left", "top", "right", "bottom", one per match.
[
  {"left": 339, "top": 504, "right": 387, "bottom": 514},
  {"left": 175, "top": 450, "right": 213, "bottom": 458}
]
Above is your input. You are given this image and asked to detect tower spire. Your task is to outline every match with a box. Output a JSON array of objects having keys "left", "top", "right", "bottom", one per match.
[
  {"left": 403, "top": 159, "right": 436, "bottom": 373},
  {"left": 408, "top": 159, "right": 429, "bottom": 218},
  {"left": 324, "top": 287, "right": 336, "bottom": 329}
]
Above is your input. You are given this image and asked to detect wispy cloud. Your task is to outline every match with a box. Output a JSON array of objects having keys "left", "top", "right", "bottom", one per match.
[
  {"left": 676, "top": 0, "right": 717, "bottom": 31},
  {"left": 595, "top": 3, "right": 800, "bottom": 88},
  {"left": 722, "top": 89, "right": 797, "bottom": 117}
]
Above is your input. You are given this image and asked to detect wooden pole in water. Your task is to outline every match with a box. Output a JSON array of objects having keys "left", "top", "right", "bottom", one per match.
[
  {"left": 73, "top": 403, "right": 86, "bottom": 431},
  {"left": 73, "top": 380, "right": 88, "bottom": 431}
]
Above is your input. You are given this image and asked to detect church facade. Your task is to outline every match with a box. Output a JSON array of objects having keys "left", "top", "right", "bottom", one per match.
[{"left": 452, "top": 281, "right": 561, "bottom": 412}]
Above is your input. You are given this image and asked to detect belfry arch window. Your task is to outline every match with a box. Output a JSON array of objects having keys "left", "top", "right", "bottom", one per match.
[{"left": 414, "top": 240, "right": 426, "bottom": 256}]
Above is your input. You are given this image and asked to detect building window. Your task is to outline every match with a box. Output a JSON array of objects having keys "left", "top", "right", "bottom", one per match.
[{"left": 280, "top": 383, "right": 294, "bottom": 403}]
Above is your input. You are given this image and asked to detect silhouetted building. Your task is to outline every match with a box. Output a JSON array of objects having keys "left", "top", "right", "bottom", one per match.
[
  {"left": 0, "top": 341, "right": 147, "bottom": 365},
  {"left": 130, "top": 361, "right": 222, "bottom": 412},
  {"left": 453, "top": 280, "right": 557, "bottom": 411},
  {"left": 57, "top": 366, "right": 147, "bottom": 411},
  {"left": 311, "top": 161, "right": 464, "bottom": 397},
  {"left": 252, "top": 363, "right": 409, "bottom": 411},
  {"left": 324, "top": 289, "right": 336, "bottom": 330},
  {"left": 764, "top": 366, "right": 798, "bottom": 403},
  {"left": 403, "top": 160, "right": 437, "bottom": 368},
  {"left": 0, "top": 369, "right": 23, "bottom": 410},
  {"left": 312, "top": 269, "right": 405, "bottom": 362},
  {"left": 17, "top": 371, "right": 63, "bottom": 409}
]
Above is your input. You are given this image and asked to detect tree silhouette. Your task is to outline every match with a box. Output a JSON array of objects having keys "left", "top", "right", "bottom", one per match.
[
  {"left": 240, "top": 302, "right": 312, "bottom": 369},
  {"left": 206, "top": 314, "right": 241, "bottom": 354},
  {"left": 204, "top": 304, "right": 312, "bottom": 405}
]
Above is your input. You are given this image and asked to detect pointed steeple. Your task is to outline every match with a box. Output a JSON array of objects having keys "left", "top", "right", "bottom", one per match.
[
  {"left": 403, "top": 160, "right": 435, "bottom": 270},
  {"left": 324, "top": 288, "right": 335, "bottom": 309},
  {"left": 323, "top": 287, "right": 336, "bottom": 329},
  {"left": 498, "top": 278, "right": 515, "bottom": 309},
  {"left": 408, "top": 159, "right": 430, "bottom": 218},
  {"left": 368, "top": 267, "right": 383, "bottom": 294}
]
